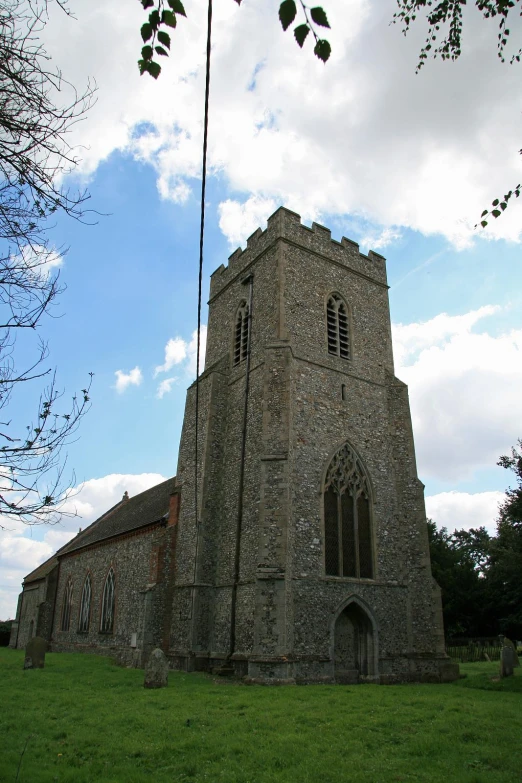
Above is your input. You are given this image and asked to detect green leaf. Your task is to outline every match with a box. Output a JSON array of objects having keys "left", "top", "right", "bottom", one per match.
[
  {"left": 141, "top": 22, "right": 153, "bottom": 42},
  {"left": 491, "top": 209, "right": 501, "bottom": 218},
  {"left": 492, "top": 198, "right": 499, "bottom": 206},
  {"left": 155, "top": 45, "right": 168, "bottom": 56},
  {"left": 310, "top": 6, "right": 330, "bottom": 28},
  {"left": 480, "top": 220, "right": 488, "bottom": 228},
  {"left": 480, "top": 210, "right": 488, "bottom": 217},
  {"left": 279, "top": 0, "right": 297, "bottom": 31},
  {"left": 158, "top": 30, "right": 171, "bottom": 49},
  {"left": 500, "top": 202, "right": 507, "bottom": 210},
  {"left": 140, "top": 0, "right": 154, "bottom": 8},
  {"left": 162, "top": 10, "right": 177, "bottom": 27},
  {"left": 168, "top": 0, "right": 187, "bottom": 15},
  {"left": 148, "top": 61, "right": 161, "bottom": 79},
  {"left": 149, "top": 9, "right": 160, "bottom": 28},
  {"left": 294, "top": 23, "right": 310, "bottom": 47},
  {"left": 314, "top": 38, "right": 331, "bottom": 62},
  {"left": 141, "top": 45, "right": 153, "bottom": 61}
]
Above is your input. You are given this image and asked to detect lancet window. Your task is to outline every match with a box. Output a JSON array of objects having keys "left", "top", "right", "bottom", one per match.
[
  {"left": 78, "top": 573, "right": 92, "bottom": 633},
  {"left": 327, "top": 294, "right": 350, "bottom": 359},
  {"left": 100, "top": 568, "right": 115, "bottom": 634},
  {"left": 323, "top": 443, "right": 373, "bottom": 579},
  {"left": 234, "top": 300, "right": 250, "bottom": 366},
  {"left": 61, "top": 578, "right": 73, "bottom": 632}
]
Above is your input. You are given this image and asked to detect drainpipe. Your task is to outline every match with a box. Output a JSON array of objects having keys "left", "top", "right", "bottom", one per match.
[{"left": 228, "top": 273, "right": 254, "bottom": 662}]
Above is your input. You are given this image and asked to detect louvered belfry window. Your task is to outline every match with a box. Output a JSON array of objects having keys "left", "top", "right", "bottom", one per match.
[
  {"left": 78, "top": 573, "right": 92, "bottom": 633},
  {"left": 327, "top": 294, "right": 350, "bottom": 359},
  {"left": 61, "top": 578, "right": 73, "bottom": 632},
  {"left": 100, "top": 568, "right": 115, "bottom": 634},
  {"left": 234, "top": 300, "right": 249, "bottom": 366},
  {"left": 324, "top": 443, "right": 373, "bottom": 579}
]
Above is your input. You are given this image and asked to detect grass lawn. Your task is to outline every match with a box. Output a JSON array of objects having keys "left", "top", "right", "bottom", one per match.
[{"left": 1, "top": 649, "right": 521, "bottom": 783}]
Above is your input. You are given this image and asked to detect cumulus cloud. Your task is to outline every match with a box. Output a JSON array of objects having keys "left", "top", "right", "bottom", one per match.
[
  {"left": 426, "top": 491, "right": 506, "bottom": 535},
  {"left": 155, "top": 326, "right": 206, "bottom": 384},
  {"left": 218, "top": 196, "right": 278, "bottom": 247},
  {"left": 154, "top": 337, "right": 187, "bottom": 376},
  {"left": 38, "top": 0, "right": 521, "bottom": 248},
  {"left": 114, "top": 366, "right": 143, "bottom": 393},
  {"left": 393, "top": 306, "right": 522, "bottom": 481},
  {"left": 156, "top": 377, "right": 177, "bottom": 399},
  {"left": 0, "top": 472, "right": 168, "bottom": 620}
]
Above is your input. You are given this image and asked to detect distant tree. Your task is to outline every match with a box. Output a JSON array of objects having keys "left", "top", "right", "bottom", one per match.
[
  {"left": 487, "top": 440, "right": 522, "bottom": 638},
  {"left": 0, "top": 0, "right": 95, "bottom": 525},
  {"left": 427, "top": 520, "right": 491, "bottom": 637}
]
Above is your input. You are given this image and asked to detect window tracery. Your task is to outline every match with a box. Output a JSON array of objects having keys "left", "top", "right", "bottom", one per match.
[
  {"left": 100, "top": 568, "right": 115, "bottom": 634},
  {"left": 61, "top": 578, "right": 73, "bottom": 632},
  {"left": 323, "top": 442, "right": 373, "bottom": 578},
  {"left": 327, "top": 294, "right": 350, "bottom": 359},
  {"left": 78, "top": 573, "right": 92, "bottom": 633}
]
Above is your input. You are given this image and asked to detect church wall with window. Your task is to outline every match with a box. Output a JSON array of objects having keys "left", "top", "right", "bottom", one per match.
[{"left": 51, "top": 523, "right": 173, "bottom": 666}]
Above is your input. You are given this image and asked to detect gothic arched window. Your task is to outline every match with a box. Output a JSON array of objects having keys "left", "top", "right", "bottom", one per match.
[
  {"left": 323, "top": 443, "right": 373, "bottom": 579},
  {"left": 78, "top": 573, "right": 92, "bottom": 633},
  {"left": 234, "top": 300, "right": 249, "bottom": 366},
  {"left": 326, "top": 293, "right": 350, "bottom": 359},
  {"left": 61, "top": 578, "right": 73, "bottom": 632},
  {"left": 100, "top": 568, "right": 115, "bottom": 634}
]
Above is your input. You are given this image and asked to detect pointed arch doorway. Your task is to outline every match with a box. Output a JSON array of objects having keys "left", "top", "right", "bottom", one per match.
[{"left": 333, "top": 601, "right": 376, "bottom": 683}]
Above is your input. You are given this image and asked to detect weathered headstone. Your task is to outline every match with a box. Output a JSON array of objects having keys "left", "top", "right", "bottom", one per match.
[
  {"left": 144, "top": 648, "right": 169, "bottom": 688},
  {"left": 503, "top": 637, "right": 520, "bottom": 667},
  {"left": 24, "top": 636, "right": 47, "bottom": 669}
]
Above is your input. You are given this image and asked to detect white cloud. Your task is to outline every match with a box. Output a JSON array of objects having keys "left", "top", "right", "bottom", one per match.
[
  {"left": 155, "top": 326, "right": 206, "bottom": 380},
  {"left": 114, "top": 366, "right": 143, "bottom": 393},
  {"left": 0, "top": 472, "right": 168, "bottom": 620},
  {"left": 218, "top": 196, "right": 277, "bottom": 246},
  {"left": 426, "top": 491, "right": 506, "bottom": 535},
  {"left": 393, "top": 306, "right": 522, "bottom": 481},
  {"left": 156, "top": 377, "right": 177, "bottom": 399},
  {"left": 37, "top": 0, "right": 521, "bottom": 248},
  {"left": 357, "top": 227, "right": 403, "bottom": 252},
  {"left": 154, "top": 337, "right": 187, "bottom": 376}
]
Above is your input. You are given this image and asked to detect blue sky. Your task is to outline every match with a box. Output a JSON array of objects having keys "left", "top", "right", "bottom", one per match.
[{"left": 1, "top": 0, "right": 521, "bottom": 618}]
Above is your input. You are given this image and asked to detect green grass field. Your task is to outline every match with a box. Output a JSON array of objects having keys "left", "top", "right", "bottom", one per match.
[{"left": 1, "top": 649, "right": 521, "bottom": 783}]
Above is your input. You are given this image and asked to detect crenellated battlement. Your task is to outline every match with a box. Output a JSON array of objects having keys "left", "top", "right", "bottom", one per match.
[{"left": 209, "top": 207, "right": 388, "bottom": 299}]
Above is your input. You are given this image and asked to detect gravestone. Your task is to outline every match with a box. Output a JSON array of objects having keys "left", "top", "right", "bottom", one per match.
[
  {"left": 503, "top": 637, "right": 520, "bottom": 667},
  {"left": 144, "top": 648, "right": 169, "bottom": 688},
  {"left": 24, "top": 636, "right": 47, "bottom": 669}
]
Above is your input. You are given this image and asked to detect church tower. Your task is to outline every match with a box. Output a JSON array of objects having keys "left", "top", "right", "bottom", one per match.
[{"left": 170, "top": 207, "right": 456, "bottom": 684}]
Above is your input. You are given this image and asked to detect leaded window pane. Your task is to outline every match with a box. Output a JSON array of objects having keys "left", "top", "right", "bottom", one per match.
[
  {"left": 100, "top": 568, "right": 115, "bottom": 634},
  {"left": 324, "top": 487, "right": 340, "bottom": 576},
  {"left": 341, "top": 492, "right": 356, "bottom": 577},
  {"left": 357, "top": 496, "right": 373, "bottom": 579},
  {"left": 78, "top": 574, "right": 92, "bottom": 633},
  {"left": 61, "top": 579, "right": 73, "bottom": 632}
]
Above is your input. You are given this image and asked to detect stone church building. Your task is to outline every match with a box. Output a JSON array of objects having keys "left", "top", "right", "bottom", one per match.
[{"left": 11, "top": 207, "right": 456, "bottom": 684}]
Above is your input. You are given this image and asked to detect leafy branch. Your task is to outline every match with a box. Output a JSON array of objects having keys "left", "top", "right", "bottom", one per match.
[
  {"left": 137, "top": 0, "right": 332, "bottom": 79},
  {"left": 278, "top": 0, "right": 332, "bottom": 62}
]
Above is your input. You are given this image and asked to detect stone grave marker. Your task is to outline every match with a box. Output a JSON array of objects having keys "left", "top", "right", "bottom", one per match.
[
  {"left": 24, "top": 636, "right": 47, "bottom": 670},
  {"left": 503, "top": 637, "right": 520, "bottom": 667},
  {"left": 144, "top": 648, "right": 169, "bottom": 688}
]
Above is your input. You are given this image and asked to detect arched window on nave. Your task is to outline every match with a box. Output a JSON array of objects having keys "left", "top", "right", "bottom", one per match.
[
  {"left": 78, "top": 573, "right": 92, "bottom": 633},
  {"left": 60, "top": 578, "right": 73, "bottom": 632},
  {"left": 100, "top": 567, "right": 115, "bottom": 634}
]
